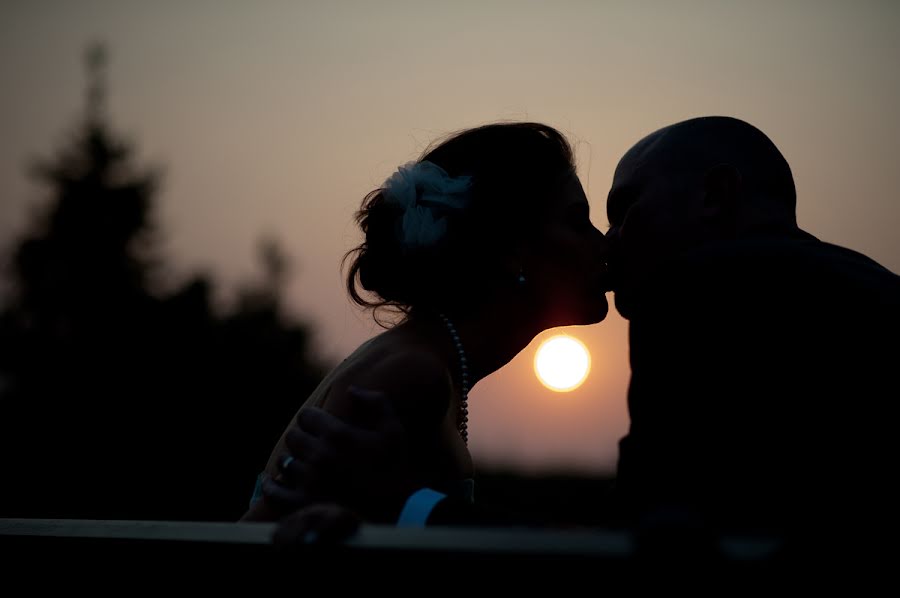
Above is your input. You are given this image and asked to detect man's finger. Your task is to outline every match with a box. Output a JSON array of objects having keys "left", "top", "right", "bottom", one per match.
[
  {"left": 296, "top": 407, "right": 347, "bottom": 438},
  {"left": 346, "top": 385, "right": 396, "bottom": 424},
  {"left": 276, "top": 451, "right": 314, "bottom": 488},
  {"left": 261, "top": 476, "right": 310, "bottom": 509},
  {"left": 272, "top": 508, "right": 323, "bottom": 547},
  {"left": 284, "top": 426, "right": 331, "bottom": 468}
]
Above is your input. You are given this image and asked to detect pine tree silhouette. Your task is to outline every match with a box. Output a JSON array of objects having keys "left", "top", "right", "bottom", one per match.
[{"left": 0, "top": 44, "right": 329, "bottom": 521}]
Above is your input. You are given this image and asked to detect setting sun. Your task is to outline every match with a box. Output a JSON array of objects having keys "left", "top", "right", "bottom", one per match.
[{"left": 534, "top": 335, "right": 591, "bottom": 392}]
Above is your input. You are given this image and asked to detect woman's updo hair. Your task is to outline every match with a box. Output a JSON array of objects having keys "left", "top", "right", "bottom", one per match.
[{"left": 344, "top": 122, "right": 575, "bottom": 322}]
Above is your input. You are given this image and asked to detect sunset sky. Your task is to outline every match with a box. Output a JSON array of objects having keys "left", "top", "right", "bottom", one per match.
[{"left": 2, "top": 1, "right": 898, "bottom": 474}]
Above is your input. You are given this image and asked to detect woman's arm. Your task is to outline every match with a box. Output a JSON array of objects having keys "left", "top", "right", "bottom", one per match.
[
  {"left": 245, "top": 350, "right": 454, "bottom": 523},
  {"left": 308, "top": 350, "right": 455, "bottom": 520}
]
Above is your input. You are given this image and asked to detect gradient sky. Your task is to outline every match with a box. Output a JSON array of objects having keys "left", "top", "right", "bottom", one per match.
[{"left": 2, "top": 1, "right": 898, "bottom": 474}]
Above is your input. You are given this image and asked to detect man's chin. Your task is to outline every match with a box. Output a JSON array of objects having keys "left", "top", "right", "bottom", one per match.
[{"left": 613, "top": 291, "right": 634, "bottom": 320}]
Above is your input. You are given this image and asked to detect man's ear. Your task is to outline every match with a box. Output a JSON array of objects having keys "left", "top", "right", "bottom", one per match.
[{"left": 702, "top": 163, "right": 742, "bottom": 230}]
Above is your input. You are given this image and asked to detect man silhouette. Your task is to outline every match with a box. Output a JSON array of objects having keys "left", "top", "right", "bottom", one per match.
[{"left": 606, "top": 117, "right": 898, "bottom": 554}]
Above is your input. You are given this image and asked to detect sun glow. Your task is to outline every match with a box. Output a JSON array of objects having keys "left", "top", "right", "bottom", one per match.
[{"left": 534, "top": 335, "right": 591, "bottom": 392}]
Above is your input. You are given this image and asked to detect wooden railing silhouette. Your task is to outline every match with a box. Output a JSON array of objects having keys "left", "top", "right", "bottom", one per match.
[{"left": 1, "top": 517, "right": 783, "bottom": 569}]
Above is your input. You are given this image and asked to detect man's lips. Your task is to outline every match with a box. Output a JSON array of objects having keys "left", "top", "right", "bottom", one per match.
[{"left": 594, "top": 262, "right": 616, "bottom": 293}]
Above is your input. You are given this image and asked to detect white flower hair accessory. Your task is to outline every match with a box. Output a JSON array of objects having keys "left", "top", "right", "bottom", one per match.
[{"left": 381, "top": 161, "right": 472, "bottom": 249}]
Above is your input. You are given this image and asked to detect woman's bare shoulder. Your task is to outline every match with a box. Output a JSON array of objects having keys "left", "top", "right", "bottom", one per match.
[{"left": 327, "top": 342, "right": 454, "bottom": 429}]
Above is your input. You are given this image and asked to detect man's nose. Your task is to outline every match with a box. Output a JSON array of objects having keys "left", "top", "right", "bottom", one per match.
[
  {"left": 605, "top": 224, "right": 621, "bottom": 246},
  {"left": 604, "top": 226, "right": 623, "bottom": 268},
  {"left": 594, "top": 226, "right": 611, "bottom": 254}
]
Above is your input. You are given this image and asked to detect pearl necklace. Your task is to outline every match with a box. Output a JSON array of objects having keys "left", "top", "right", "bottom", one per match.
[{"left": 439, "top": 313, "right": 469, "bottom": 445}]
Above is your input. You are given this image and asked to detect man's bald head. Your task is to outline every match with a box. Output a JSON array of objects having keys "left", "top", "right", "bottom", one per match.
[
  {"left": 633, "top": 116, "right": 796, "bottom": 217},
  {"left": 607, "top": 117, "right": 802, "bottom": 317}
]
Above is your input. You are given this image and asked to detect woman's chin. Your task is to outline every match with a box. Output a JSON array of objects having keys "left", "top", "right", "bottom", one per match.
[
  {"left": 585, "top": 298, "right": 610, "bottom": 324},
  {"left": 546, "top": 297, "right": 610, "bottom": 328}
]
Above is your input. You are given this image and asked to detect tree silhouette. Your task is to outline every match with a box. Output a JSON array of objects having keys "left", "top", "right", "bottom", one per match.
[{"left": 0, "top": 44, "right": 329, "bottom": 521}]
